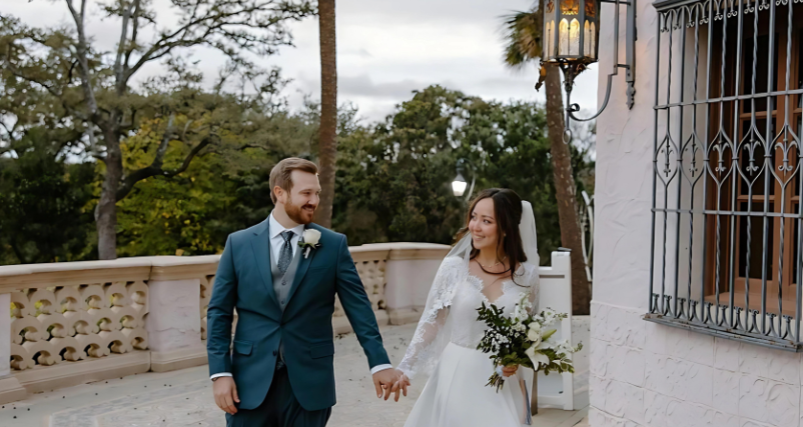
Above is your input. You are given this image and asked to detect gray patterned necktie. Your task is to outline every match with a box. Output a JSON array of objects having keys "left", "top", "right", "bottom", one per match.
[{"left": 278, "top": 230, "right": 295, "bottom": 275}]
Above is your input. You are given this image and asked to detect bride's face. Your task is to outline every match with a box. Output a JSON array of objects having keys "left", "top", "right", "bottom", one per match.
[{"left": 468, "top": 198, "right": 499, "bottom": 251}]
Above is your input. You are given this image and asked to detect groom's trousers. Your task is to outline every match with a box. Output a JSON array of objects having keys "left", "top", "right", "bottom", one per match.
[{"left": 225, "top": 363, "right": 332, "bottom": 427}]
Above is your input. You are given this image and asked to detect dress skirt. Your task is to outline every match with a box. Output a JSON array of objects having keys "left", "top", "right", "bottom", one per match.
[{"left": 403, "top": 342, "right": 529, "bottom": 427}]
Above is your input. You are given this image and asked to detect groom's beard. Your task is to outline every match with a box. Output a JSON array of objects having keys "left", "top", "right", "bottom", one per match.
[{"left": 285, "top": 196, "right": 316, "bottom": 225}]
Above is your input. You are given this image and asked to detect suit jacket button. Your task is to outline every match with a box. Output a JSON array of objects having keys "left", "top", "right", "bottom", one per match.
[{"left": 273, "top": 350, "right": 278, "bottom": 356}]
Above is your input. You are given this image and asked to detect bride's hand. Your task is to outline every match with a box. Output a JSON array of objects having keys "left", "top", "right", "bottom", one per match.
[
  {"left": 390, "top": 369, "right": 410, "bottom": 402},
  {"left": 501, "top": 365, "right": 519, "bottom": 377}
]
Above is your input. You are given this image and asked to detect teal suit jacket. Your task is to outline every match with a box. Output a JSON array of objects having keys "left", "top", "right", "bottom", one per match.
[{"left": 206, "top": 220, "right": 391, "bottom": 411}]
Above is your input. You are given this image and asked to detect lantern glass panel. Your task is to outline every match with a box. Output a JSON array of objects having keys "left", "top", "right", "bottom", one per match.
[
  {"left": 559, "top": 19, "right": 569, "bottom": 55},
  {"left": 545, "top": 18, "right": 556, "bottom": 60},
  {"left": 544, "top": 0, "right": 556, "bottom": 61},
  {"left": 584, "top": 21, "right": 597, "bottom": 59},
  {"left": 570, "top": 19, "right": 580, "bottom": 55}
]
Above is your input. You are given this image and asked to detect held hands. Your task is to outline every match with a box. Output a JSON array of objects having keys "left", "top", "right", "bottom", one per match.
[
  {"left": 372, "top": 368, "right": 407, "bottom": 402},
  {"left": 392, "top": 369, "right": 411, "bottom": 401},
  {"left": 213, "top": 376, "right": 240, "bottom": 415}
]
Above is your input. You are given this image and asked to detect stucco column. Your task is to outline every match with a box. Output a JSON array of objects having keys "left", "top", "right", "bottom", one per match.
[
  {"left": 384, "top": 243, "right": 450, "bottom": 325},
  {"left": 0, "top": 293, "right": 27, "bottom": 404},
  {"left": 146, "top": 278, "right": 207, "bottom": 372}
]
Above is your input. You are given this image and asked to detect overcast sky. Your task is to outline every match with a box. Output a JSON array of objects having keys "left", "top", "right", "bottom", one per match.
[{"left": 5, "top": 0, "right": 599, "bottom": 123}]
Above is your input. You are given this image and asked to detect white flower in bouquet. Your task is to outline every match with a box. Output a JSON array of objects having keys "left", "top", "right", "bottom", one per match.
[
  {"left": 541, "top": 309, "right": 557, "bottom": 324},
  {"left": 527, "top": 322, "right": 542, "bottom": 338},
  {"left": 525, "top": 345, "right": 550, "bottom": 369},
  {"left": 527, "top": 330, "right": 543, "bottom": 348},
  {"left": 513, "top": 295, "right": 532, "bottom": 320},
  {"left": 555, "top": 340, "right": 572, "bottom": 354}
]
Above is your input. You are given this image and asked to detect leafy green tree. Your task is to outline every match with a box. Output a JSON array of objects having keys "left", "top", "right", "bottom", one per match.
[
  {"left": 1, "top": 0, "right": 314, "bottom": 259},
  {"left": 334, "top": 86, "right": 467, "bottom": 245},
  {"left": 334, "top": 86, "right": 594, "bottom": 262},
  {"left": 0, "top": 134, "right": 96, "bottom": 264},
  {"left": 115, "top": 101, "right": 321, "bottom": 256}
]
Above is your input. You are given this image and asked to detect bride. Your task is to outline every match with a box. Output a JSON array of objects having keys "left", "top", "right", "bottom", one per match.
[{"left": 393, "top": 188, "right": 540, "bottom": 427}]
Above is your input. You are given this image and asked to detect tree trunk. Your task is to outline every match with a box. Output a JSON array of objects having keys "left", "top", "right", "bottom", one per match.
[
  {"left": 315, "top": 0, "right": 337, "bottom": 229},
  {"left": 96, "top": 136, "right": 123, "bottom": 260},
  {"left": 544, "top": 65, "right": 591, "bottom": 315}
]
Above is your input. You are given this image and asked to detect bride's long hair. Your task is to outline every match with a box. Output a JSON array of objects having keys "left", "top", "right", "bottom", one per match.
[{"left": 456, "top": 188, "right": 528, "bottom": 284}]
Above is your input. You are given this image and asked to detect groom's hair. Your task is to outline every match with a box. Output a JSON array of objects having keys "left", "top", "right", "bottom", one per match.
[{"left": 270, "top": 157, "right": 319, "bottom": 204}]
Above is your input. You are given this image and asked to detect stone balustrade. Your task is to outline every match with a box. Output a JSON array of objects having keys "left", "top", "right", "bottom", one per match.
[{"left": 0, "top": 243, "right": 450, "bottom": 405}]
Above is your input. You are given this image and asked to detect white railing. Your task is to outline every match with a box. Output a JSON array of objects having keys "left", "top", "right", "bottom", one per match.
[
  {"left": 0, "top": 243, "right": 450, "bottom": 404},
  {"left": 0, "top": 244, "right": 586, "bottom": 411}
]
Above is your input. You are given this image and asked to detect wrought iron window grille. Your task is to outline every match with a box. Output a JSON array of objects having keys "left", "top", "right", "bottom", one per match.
[{"left": 645, "top": 0, "right": 803, "bottom": 351}]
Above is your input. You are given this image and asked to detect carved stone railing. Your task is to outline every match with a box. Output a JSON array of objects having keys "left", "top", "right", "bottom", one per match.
[
  {"left": 10, "top": 281, "right": 150, "bottom": 369},
  {"left": 0, "top": 242, "right": 450, "bottom": 404}
]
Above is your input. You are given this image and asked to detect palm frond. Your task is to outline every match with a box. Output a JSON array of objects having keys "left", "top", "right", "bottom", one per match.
[{"left": 500, "top": 6, "right": 543, "bottom": 69}]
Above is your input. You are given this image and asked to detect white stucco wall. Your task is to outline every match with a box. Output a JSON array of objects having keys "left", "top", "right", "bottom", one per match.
[{"left": 590, "top": 1, "right": 803, "bottom": 426}]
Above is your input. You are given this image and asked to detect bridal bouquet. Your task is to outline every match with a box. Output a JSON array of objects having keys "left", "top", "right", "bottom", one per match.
[{"left": 476, "top": 294, "right": 582, "bottom": 391}]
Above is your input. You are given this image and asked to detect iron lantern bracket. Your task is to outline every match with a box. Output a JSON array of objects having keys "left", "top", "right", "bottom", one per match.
[{"left": 561, "top": 0, "right": 637, "bottom": 143}]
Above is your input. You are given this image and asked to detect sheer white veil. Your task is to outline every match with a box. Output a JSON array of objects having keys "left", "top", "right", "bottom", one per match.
[{"left": 519, "top": 201, "right": 540, "bottom": 267}]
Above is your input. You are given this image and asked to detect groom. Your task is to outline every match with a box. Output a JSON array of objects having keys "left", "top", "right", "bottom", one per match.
[{"left": 207, "top": 157, "right": 402, "bottom": 426}]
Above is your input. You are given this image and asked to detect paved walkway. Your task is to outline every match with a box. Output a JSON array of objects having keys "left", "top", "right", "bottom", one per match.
[{"left": 0, "top": 323, "right": 587, "bottom": 427}]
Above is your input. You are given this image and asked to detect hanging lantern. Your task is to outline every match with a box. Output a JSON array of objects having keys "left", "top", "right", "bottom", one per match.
[
  {"left": 540, "top": 0, "right": 636, "bottom": 144},
  {"left": 543, "top": 0, "right": 599, "bottom": 64}
]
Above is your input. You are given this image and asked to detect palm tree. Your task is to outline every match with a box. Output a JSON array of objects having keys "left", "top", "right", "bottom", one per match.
[
  {"left": 315, "top": 0, "right": 337, "bottom": 228},
  {"left": 502, "top": 3, "right": 591, "bottom": 315}
]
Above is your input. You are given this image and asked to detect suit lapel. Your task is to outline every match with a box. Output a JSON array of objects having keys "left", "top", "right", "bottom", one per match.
[
  {"left": 250, "top": 219, "right": 280, "bottom": 309},
  {"left": 285, "top": 225, "right": 317, "bottom": 306}
]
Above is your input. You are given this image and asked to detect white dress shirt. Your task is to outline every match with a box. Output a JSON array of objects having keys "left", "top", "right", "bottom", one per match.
[{"left": 211, "top": 214, "right": 392, "bottom": 381}]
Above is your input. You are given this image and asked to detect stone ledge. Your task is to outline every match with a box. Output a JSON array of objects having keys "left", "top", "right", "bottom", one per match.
[
  {"left": 14, "top": 351, "right": 151, "bottom": 394},
  {"left": 0, "top": 376, "right": 27, "bottom": 406},
  {"left": 350, "top": 242, "right": 450, "bottom": 262},
  {"left": 149, "top": 256, "right": 221, "bottom": 281},
  {"left": 0, "top": 243, "right": 450, "bottom": 291},
  {"left": 0, "top": 265, "right": 152, "bottom": 292},
  {"left": 150, "top": 345, "right": 208, "bottom": 373}
]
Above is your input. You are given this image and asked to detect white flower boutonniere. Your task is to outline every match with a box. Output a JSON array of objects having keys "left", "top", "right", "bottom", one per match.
[{"left": 299, "top": 229, "right": 322, "bottom": 259}]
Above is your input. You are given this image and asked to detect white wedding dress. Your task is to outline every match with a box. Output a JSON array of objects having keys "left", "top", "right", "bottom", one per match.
[{"left": 398, "top": 255, "right": 540, "bottom": 427}]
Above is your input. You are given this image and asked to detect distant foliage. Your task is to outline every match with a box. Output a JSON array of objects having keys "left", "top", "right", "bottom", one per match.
[
  {"left": 334, "top": 86, "right": 595, "bottom": 264},
  {"left": 0, "top": 85, "right": 593, "bottom": 263}
]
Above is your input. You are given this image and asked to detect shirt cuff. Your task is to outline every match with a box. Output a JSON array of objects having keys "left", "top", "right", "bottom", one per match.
[
  {"left": 370, "top": 364, "right": 394, "bottom": 375},
  {"left": 210, "top": 373, "right": 233, "bottom": 380}
]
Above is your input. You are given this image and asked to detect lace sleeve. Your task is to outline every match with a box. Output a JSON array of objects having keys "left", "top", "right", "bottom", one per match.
[{"left": 396, "top": 256, "right": 463, "bottom": 380}]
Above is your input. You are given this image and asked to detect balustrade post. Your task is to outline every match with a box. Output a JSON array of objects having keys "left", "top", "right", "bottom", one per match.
[
  {"left": 384, "top": 243, "right": 451, "bottom": 325},
  {"left": 146, "top": 278, "right": 207, "bottom": 372},
  {"left": 0, "top": 292, "right": 27, "bottom": 404}
]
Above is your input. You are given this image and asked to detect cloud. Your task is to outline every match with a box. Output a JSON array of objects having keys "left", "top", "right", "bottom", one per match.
[
  {"left": 341, "top": 48, "right": 374, "bottom": 59},
  {"left": 6, "top": 0, "right": 599, "bottom": 124},
  {"left": 338, "top": 75, "right": 452, "bottom": 99}
]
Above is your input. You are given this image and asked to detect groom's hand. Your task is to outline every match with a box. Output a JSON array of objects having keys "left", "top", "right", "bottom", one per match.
[
  {"left": 372, "top": 368, "right": 401, "bottom": 401},
  {"left": 213, "top": 377, "right": 240, "bottom": 415}
]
